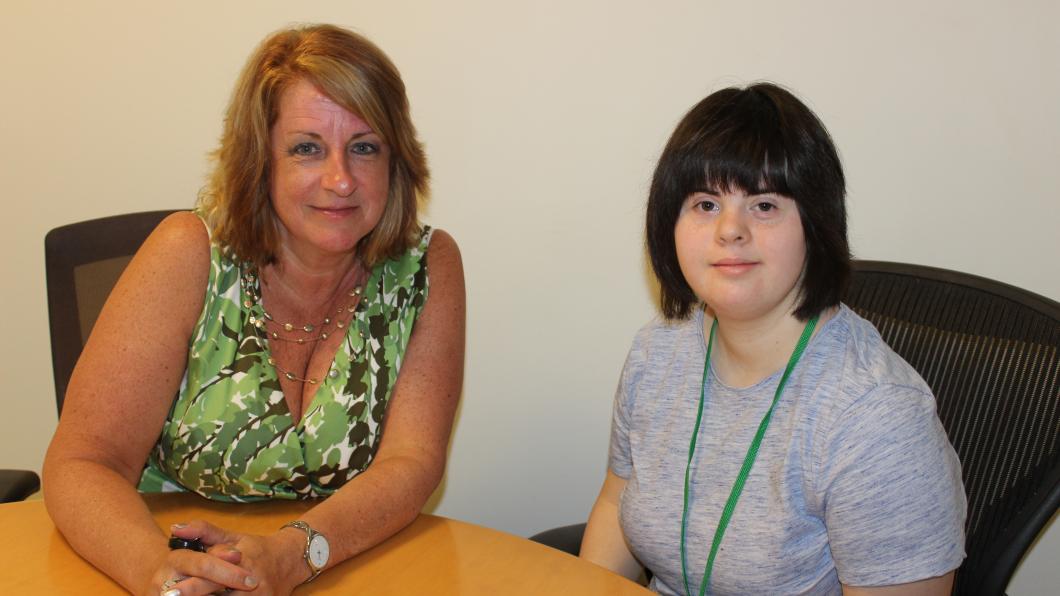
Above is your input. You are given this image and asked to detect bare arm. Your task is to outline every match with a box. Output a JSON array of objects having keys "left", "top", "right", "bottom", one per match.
[
  {"left": 580, "top": 470, "right": 642, "bottom": 580},
  {"left": 43, "top": 212, "right": 254, "bottom": 594},
  {"left": 843, "top": 572, "right": 954, "bottom": 596}
]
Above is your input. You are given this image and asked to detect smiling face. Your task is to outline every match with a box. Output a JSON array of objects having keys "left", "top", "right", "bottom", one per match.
[
  {"left": 674, "top": 186, "right": 807, "bottom": 323},
  {"left": 268, "top": 78, "right": 390, "bottom": 265}
]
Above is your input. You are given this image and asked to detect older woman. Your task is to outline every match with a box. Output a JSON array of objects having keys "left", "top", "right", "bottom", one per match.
[
  {"left": 43, "top": 24, "right": 464, "bottom": 596},
  {"left": 580, "top": 84, "right": 965, "bottom": 595}
]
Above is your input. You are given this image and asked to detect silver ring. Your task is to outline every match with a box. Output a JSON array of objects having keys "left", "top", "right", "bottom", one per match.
[{"left": 161, "top": 577, "right": 184, "bottom": 595}]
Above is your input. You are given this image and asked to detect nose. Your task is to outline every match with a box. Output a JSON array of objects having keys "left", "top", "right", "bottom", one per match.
[
  {"left": 716, "top": 206, "right": 748, "bottom": 244},
  {"left": 322, "top": 154, "right": 355, "bottom": 197}
]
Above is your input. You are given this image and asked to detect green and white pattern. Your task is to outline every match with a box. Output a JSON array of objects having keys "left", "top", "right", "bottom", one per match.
[{"left": 139, "top": 221, "right": 431, "bottom": 502}]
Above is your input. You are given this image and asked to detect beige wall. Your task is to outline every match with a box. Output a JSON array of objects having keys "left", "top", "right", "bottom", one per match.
[{"left": 3, "top": 1, "right": 1057, "bottom": 592}]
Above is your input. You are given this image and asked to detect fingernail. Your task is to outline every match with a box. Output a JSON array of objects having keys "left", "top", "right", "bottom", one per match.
[
  {"left": 227, "top": 547, "right": 241, "bottom": 554},
  {"left": 162, "top": 590, "right": 181, "bottom": 596},
  {"left": 244, "top": 575, "right": 259, "bottom": 587},
  {"left": 171, "top": 523, "right": 188, "bottom": 529}
]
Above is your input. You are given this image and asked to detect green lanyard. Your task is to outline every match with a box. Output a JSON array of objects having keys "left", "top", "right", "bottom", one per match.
[{"left": 680, "top": 315, "right": 818, "bottom": 596}]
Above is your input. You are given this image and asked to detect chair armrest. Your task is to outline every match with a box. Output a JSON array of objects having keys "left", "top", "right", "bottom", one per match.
[{"left": 0, "top": 469, "right": 41, "bottom": 502}]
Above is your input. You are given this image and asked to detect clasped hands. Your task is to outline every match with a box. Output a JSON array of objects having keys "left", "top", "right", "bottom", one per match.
[{"left": 147, "top": 520, "right": 307, "bottom": 596}]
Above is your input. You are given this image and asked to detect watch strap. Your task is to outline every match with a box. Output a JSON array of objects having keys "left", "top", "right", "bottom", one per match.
[{"left": 281, "top": 520, "right": 326, "bottom": 583}]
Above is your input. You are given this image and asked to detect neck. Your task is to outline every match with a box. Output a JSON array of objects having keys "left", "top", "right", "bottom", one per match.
[
  {"left": 706, "top": 306, "right": 832, "bottom": 388},
  {"left": 264, "top": 245, "right": 362, "bottom": 317}
]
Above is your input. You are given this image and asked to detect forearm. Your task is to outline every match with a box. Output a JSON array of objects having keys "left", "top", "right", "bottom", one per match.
[
  {"left": 294, "top": 453, "right": 441, "bottom": 572},
  {"left": 43, "top": 455, "right": 167, "bottom": 594},
  {"left": 581, "top": 471, "right": 641, "bottom": 579},
  {"left": 581, "top": 498, "right": 641, "bottom": 579}
]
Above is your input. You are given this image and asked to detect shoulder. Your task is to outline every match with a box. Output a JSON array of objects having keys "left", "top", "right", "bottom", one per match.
[
  {"left": 811, "top": 305, "right": 933, "bottom": 408},
  {"left": 798, "top": 306, "right": 942, "bottom": 469},
  {"left": 423, "top": 227, "right": 462, "bottom": 269},
  {"left": 417, "top": 228, "right": 465, "bottom": 312},
  {"left": 627, "top": 311, "right": 702, "bottom": 368},
  {"left": 119, "top": 211, "right": 211, "bottom": 327},
  {"left": 140, "top": 211, "right": 212, "bottom": 270},
  {"left": 617, "top": 311, "right": 702, "bottom": 405}
]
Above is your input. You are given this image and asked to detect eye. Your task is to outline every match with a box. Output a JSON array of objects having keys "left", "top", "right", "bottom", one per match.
[
  {"left": 290, "top": 142, "right": 320, "bottom": 157},
  {"left": 695, "top": 199, "right": 718, "bottom": 212},
  {"left": 350, "top": 141, "right": 379, "bottom": 155},
  {"left": 754, "top": 201, "right": 776, "bottom": 212}
]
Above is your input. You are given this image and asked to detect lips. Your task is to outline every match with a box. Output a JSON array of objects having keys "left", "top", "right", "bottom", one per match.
[
  {"left": 712, "top": 258, "right": 759, "bottom": 274},
  {"left": 713, "top": 257, "right": 756, "bottom": 265},
  {"left": 311, "top": 205, "right": 358, "bottom": 217}
]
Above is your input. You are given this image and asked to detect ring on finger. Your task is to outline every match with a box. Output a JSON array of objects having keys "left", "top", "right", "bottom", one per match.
[{"left": 161, "top": 576, "right": 184, "bottom": 594}]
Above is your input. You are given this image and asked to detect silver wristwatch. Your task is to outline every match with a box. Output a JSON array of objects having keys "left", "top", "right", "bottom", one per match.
[{"left": 281, "top": 520, "right": 330, "bottom": 583}]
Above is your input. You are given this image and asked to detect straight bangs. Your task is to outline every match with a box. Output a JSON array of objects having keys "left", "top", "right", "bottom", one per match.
[{"left": 680, "top": 101, "right": 796, "bottom": 199}]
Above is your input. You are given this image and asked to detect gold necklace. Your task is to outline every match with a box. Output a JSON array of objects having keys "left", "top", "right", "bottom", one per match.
[
  {"left": 241, "top": 267, "right": 369, "bottom": 384},
  {"left": 257, "top": 285, "right": 364, "bottom": 344}
]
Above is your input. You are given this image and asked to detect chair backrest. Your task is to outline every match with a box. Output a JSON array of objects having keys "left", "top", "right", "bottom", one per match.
[
  {"left": 844, "top": 260, "right": 1060, "bottom": 596},
  {"left": 45, "top": 210, "right": 180, "bottom": 415}
]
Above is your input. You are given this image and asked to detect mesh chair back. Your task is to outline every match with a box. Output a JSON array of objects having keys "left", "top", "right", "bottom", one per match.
[
  {"left": 45, "top": 210, "right": 179, "bottom": 415},
  {"left": 845, "top": 261, "right": 1060, "bottom": 596}
]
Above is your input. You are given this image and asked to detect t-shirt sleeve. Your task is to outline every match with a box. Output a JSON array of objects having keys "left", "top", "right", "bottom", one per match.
[
  {"left": 607, "top": 345, "right": 640, "bottom": 479},
  {"left": 817, "top": 383, "right": 967, "bottom": 587}
]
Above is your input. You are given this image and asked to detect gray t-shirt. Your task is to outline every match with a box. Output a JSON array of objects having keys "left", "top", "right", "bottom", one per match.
[{"left": 610, "top": 305, "right": 966, "bottom": 596}]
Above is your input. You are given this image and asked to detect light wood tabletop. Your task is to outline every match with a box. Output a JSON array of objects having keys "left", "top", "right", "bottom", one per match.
[{"left": 2, "top": 493, "right": 651, "bottom": 595}]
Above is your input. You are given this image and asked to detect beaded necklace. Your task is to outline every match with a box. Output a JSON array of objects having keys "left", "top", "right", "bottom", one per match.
[{"left": 240, "top": 267, "right": 369, "bottom": 385}]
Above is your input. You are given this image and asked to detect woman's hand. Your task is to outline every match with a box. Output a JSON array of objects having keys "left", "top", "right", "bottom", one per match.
[
  {"left": 144, "top": 539, "right": 251, "bottom": 596},
  {"left": 168, "top": 521, "right": 307, "bottom": 595}
]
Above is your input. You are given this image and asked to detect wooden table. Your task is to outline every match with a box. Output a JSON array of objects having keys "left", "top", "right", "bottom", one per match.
[{"left": 2, "top": 494, "right": 650, "bottom": 594}]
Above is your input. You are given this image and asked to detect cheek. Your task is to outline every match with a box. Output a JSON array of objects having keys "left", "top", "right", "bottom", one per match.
[
  {"left": 774, "top": 226, "right": 808, "bottom": 281},
  {"left": 365, "top": 166, "right": 392, "bottom": 208},
  {"left": 672, "top": 220, "right": 703, "bottom": 287},
  {"left": 271, "top": 163, "right": 316, "bottom": 200}
]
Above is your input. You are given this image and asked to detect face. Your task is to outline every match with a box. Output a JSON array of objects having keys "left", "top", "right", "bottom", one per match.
[
  {"left": 269, "top": 78, "right": 390, "bottom": 264},
  {"left": 674, "top": 186, "right": 806, "bottom": 323}
]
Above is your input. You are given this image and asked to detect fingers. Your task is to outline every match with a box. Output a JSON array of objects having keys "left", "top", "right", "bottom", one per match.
[
  {"left": 159, "top": 549, "right": 259, "bottom": 595},
  {"left": 171, "top": 520, "right": 242, "bottom": 547},
  {"left": 159, "top": 575, "right": 226, "bottom": 596},
  {"left": 207, "top": 544, "right": 243, "bottom": 565},
  {"left": 162, "top": 575, "right": 242, "bottom": 596}
]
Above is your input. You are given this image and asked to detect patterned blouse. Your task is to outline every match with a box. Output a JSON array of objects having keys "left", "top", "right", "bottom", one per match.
[{"left": 138, "top": 220, "right": 432, "bottom": 501}]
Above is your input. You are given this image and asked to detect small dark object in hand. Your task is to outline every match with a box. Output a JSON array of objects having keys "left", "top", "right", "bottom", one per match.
[{"left": 169, "top": 536, "right": 207, "bottom": 552}]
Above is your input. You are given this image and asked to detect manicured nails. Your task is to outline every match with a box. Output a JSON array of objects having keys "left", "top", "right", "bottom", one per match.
[
  {"left": 244, "top": 575, "right": 259, "bottom": 587},
  {"left": 162, "top": 590, "right": 181, "bottom": 596},
  {"left": 171, "top": 523, "right": 188, "bottom": 529}
]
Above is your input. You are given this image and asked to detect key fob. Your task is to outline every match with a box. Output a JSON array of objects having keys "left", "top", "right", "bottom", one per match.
[{"left": 168, "top": 536, "right": 207, "bottom": 552}]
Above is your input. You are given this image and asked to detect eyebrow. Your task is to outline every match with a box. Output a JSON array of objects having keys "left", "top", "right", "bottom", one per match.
[{"left": 284, "top": 130, "right": 376, "bottom": 140}]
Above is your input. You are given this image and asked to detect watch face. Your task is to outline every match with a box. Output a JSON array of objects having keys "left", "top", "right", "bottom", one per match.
[{"left": 308, "top": 534, "right": 330, "bottom": 569}]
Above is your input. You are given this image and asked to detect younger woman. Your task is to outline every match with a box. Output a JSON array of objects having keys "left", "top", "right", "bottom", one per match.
[{"left": 581, "top": 83, "right": 965, "bottom": 595}]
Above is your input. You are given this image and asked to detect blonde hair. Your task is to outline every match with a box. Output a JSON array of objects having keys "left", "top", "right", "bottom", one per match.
[{"left": 198, "top": 24, "right": 428, "bottom": 266}]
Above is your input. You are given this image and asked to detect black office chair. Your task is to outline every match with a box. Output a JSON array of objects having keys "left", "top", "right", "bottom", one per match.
[
  {"left": 0, "top": 210, "right": 179, "bottom": 503},
  {"left": 530, "top": 260, "right": 1060, "bottom": 596}
]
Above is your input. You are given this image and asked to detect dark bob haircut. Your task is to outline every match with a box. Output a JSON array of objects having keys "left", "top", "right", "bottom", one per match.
[{"left": 646, "top": 82, "right": 850, "bottom": 320}]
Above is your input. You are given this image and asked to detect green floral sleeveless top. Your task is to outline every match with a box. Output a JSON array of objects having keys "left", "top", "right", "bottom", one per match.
[{"left": 138, "top": 220, "right": 432, "bottom": 502}]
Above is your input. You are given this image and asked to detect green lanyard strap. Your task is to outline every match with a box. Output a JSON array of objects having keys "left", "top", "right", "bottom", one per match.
[{"left": 680, "top": 315, "right": 818, "bottom": 596}]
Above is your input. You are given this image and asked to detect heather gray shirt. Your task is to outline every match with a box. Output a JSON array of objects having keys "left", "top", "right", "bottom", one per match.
[{"left": 610, "top": 305, "right": 966, "bottom": 596}]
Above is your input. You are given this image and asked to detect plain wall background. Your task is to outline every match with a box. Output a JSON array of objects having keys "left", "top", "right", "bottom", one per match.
[{"left": 2, "top": 1, "right": 1057, "bottom": 592}]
